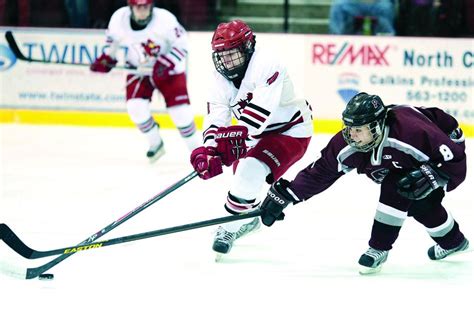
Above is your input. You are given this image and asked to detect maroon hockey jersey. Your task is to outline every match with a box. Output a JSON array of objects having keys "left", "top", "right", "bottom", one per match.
[{"left": 290, "top": 105, "right": 466, "bottom": 201}]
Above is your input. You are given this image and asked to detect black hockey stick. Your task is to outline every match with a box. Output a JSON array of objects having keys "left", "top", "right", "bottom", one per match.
[
  {"left": 4, "top": 30, "right": 134, "bottom": 70},
  {"left": 0, "top": 171, "right": 198, "bottom": 277},
  {"left": 1, "top": 210, "right": 261, "bottom": 279}
]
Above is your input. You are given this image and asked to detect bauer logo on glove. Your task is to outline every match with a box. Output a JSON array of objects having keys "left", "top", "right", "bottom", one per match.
[
  {"left": 215, "top": 126, "right": 248, "bottom": 166},
  {"left": 215, "top": 130, "right": 245, "bottom": 139}
]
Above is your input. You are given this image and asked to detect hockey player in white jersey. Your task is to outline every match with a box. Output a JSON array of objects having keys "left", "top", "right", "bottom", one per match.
[
  {"left": 190, "top": 20, "right": 313, "bottom": 257},
  {"left": 90, "top": 0, "right": 200, "bottom": 162}
]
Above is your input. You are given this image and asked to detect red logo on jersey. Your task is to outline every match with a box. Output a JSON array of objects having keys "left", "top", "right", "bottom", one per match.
[
  {"left": 231, "top": 92, "right": 253, "bottom": 117},
  {"left": 142, "top": 39, "right": 161, "bottom": 57},
  {"left": 266, "top": 71, "right": 279, "bottom": 85},
  {"left": 237, "top": 92, "right": 253, "bottom": 109}
]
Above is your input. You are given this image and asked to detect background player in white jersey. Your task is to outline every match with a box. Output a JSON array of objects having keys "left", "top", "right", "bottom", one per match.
[
  {"left": 190, "top": 20, "right": 313, "bottom": 257},
  {"left": 90, "top": 0, "right": 200, "bottom": 162}
]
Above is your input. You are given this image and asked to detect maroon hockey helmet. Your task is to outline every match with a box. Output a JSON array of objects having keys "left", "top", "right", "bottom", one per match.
[
  {"left": 342, "top": 92, "right": 387, "bottom": 152},
  {"left": 211, "top": 20, "right": 256, "bottom": 81}
]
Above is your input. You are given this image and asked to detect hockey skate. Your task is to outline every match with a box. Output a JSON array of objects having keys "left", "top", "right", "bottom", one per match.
[
  {"left": 428, "top": 238, "right": 469, "bottom": 260},
  {"left": 146, "top": 141, "right": 165, "bottom": 163},
  {"left": 358, "top": 247, "right": 389, "bottom": 275},
  {"left": 213, "top": 217, "right": 261, "bottom": 261}
]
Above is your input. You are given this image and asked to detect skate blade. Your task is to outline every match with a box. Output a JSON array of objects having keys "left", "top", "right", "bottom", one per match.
[
  {"left": 358, "top": 264, "right": 383, "bottom": 275},
  {"left": 215, "top": 253, "right": 224, "bottom": 262},
  {"left": 147, "top": 148, "right": 165, "bottom": 164}
]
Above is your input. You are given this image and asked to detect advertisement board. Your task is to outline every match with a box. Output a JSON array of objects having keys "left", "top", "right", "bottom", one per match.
[
  {"left": 1, "top": 28, "right": 472, "bottom": 134},
  {"left": 305, "top": 35, "right": 473, "bottom": 125}
]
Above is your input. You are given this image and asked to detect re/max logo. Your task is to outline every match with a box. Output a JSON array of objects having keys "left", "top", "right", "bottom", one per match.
[
  {"left": 19, "top": 42, "right": 127, "bottom": 64},
  {"left": 312, "top": 42, "right": 390, "bottom": 66}
]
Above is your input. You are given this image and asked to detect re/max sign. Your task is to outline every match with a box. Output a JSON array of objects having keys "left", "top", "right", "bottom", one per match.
[
  {"left": 312, "top": 42, "right": 390, "bottom": 66},
  {"left": 63, "top": 243, "right": 103, "bottom": 254}
]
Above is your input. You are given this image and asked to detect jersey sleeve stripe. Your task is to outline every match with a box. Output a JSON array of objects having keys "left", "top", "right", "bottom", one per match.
[
  {"left": 242, "top": 108, "right": 267, "bottom": 123},
  {"left": 160, "top": 55, "right": 176, "bottom": 67},
  {"left": 203, "top": 125, "right": 218, "bottom": 142},
  {"left": 169, "top": 51, "right": 182, "bottom": 62},
  {"left": 172, "top": 47, "right": 187, "bottom": 58},
  {"left": 240, "top": 116, "right": 261, "bottom": 129},
  {"left": 263, "top": 111, "right": 301, "bottom": 131},
  {"left": 246, "top": 103, "right": 271, "bottom": 116}
]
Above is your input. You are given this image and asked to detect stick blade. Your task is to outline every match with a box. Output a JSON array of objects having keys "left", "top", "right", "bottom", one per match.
[
  {"left": 4, "top": 31, "right": 29, "bottom": 61},
  {"left": 0, "top": 223, "right": 35, "bottom": 258}
]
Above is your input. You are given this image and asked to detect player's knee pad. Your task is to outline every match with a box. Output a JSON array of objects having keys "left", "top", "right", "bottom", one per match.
[
  {"left": 168, "top": 104, "right": 194, "bottom": 127},
  {"left": 225, "top": 158, "right": 270, "bottom": 214},
  {"left": 168, "top": 104, "right": 196, "bottom": 138},
  {"left": 126, "top": 98, "right": 153, "bottom": 124}
]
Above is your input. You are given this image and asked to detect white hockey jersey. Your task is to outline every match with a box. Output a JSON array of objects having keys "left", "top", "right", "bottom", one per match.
[
  {"left": 104, "top": 6, "right": 188, "bottom": 75},
  {"left": 203, "top": 47, "right": 313, "bottom": 147}
]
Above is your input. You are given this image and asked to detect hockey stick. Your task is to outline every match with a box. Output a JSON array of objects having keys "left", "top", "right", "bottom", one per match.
[
  {"left": 0, "top": 171, "right": 198, "bottom": 277},
  {"left": 2, "top": 210, "right": 261, "bottom": 279},
  {"left": 11, "top": 210, "right": 260, "bottom": 263},
  {"left": 4, "top": 30, "right": 134, "bottom": 70}
]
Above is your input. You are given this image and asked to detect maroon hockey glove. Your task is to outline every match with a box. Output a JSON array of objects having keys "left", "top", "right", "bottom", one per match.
[
  {"left": 215, "top": 125, "right": 248, "bottom": 167},
  {"left": 90, "top": 53, "right": 117, "bottom": 73},
  {"left": 397, "top": 163, "right": 449, "bottom": 200},
  {"left": 152, "top": 56, "right": 175, "bottom": 81},
  {"left": 190, "top": 146, "right": 223, "bottom": 180},
  {"left": 260, "top": 178, "right": 296, "bottom": 227}
]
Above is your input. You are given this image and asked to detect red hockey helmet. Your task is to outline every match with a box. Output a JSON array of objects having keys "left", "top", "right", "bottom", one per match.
[
  {"left": 128, "top": 0, "right": 153, "bottom": 5},
  {"left": 211, "top": 20, "right": 256, "bottom": 81},
  {"left": 128, "top": 0, "right": 153, "bottom": 26}
]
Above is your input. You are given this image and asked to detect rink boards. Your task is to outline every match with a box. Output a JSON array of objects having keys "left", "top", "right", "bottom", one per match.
[{"left": 0, "top": 27, "right": 472, "bottom": 136}]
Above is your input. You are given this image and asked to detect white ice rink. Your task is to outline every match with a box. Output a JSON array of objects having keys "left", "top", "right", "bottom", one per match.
[{"left": 0, "top": 124, "right": 472, "bottom": 315}]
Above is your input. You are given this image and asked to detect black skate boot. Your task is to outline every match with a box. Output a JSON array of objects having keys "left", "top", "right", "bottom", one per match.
[
  {"left": 212, "top": 227, "right": 237, "bottom": 255},
  {"left": 428, "top": 238, "right": 469, "bottom": 260},
  {"left": 212, "top": 218, "right": 261, "bottom": 259},
  {"left": 146, "top": 141, "right": 165, "bottom": 163},
  {"left": 358, "top": 247, "right": 389, "bottom": 275}
]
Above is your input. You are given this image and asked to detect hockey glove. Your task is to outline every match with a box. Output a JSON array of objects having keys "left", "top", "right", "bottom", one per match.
[
  {"left": 215, "top": 125, "right": 248, "bottom": 166},
  {"left": 152, "top": 56, "right": 175, "bottom": 82},
  {"left": 397, "top": 163, "right": 449, "bottom": 200},
  {"left": 190, "top": 146, "right": 223, "bottom": 180},
  {"left": 90, "top": 53, "right": 117, "bottom": 73},
  {"left": 260, "top": 178, "right": 296, "bottom": 227}
]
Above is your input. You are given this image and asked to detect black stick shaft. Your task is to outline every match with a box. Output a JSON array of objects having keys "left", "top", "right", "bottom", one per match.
[
  {"left": 1, "top": 171, "right": 197, "bottom": 279},
  {"left": 29, "top": 211, "right": 261, "bottom": 258},
  {"left": 4, "top": 30, "right": 133, "bottom": 70}
]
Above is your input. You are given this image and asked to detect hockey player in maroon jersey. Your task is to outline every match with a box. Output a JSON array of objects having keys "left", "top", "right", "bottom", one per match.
[
  {"left": 90, "top": 0, "right": 200, "bottom": 162},
  {"left": 190, "top": 20, "right": 313, "bottom": 258},
  {"left": 259, "top": 92, "right": 469, "bottom": 274}
]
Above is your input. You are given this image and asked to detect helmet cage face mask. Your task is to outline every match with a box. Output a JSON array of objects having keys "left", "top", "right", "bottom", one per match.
[
  {"left": 342, "top": 119, "right": 385, "bottom": 152},
  {"left": 212, "top": 41, "right": 253, "bottom": 80},
  {"left": 129, "top": 0, "right": 153, "bottom": 26},
  {"left": 341, "top": 92, "right": 386, "bottom": 152},
  {"left": 211, "top": 20, "right": 255, "bottom": 81}
]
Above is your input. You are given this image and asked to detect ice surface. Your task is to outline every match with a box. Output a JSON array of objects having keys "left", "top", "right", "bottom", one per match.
[{"left": 0, "top": 124, "right": 472, "bottom": 315}]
